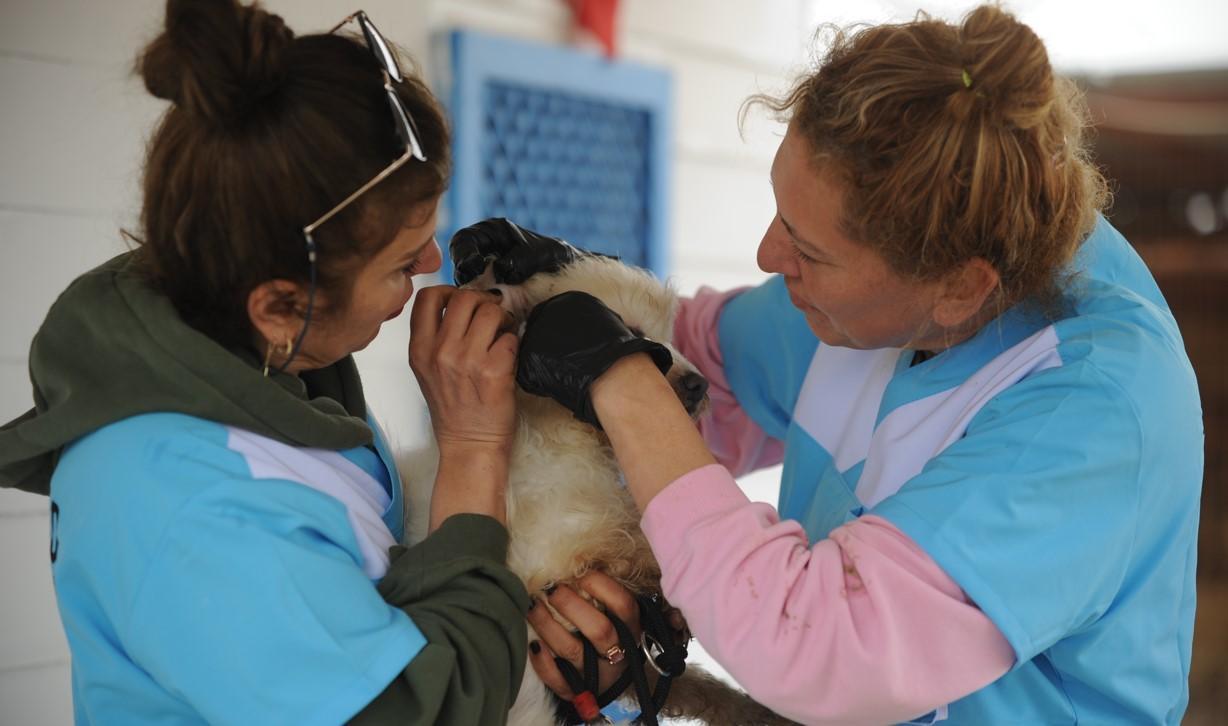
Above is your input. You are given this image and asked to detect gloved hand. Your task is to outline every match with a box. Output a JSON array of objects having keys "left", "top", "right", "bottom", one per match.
[
  {"left": 517, "top": 291, "right": 672, "bottom": 428},
  {"left": 450, "top": 218, "right": 582, "bottom": 286}
]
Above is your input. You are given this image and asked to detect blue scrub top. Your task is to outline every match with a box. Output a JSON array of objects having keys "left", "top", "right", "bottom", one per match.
[
  {"left": 717, "top": 217, "right": 1202, "bottom": 724},
  {"left": 51, "top": 412, "right": 425, "bottom": 725}
]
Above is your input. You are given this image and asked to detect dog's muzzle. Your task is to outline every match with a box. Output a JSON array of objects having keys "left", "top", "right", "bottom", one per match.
[{"left": 673, "top": 371, "right": 709, "bottom": 416}]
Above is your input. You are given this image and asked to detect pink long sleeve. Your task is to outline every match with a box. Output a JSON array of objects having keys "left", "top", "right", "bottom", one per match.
[
  {"left": 674, "top": 288, "right": 784, "bottom": 476},
  {"left": 642, "top": 464, "right": 1015, "bottom": 725}
]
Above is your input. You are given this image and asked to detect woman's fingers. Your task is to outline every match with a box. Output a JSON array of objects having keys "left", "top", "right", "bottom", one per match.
[
  {"left": 462, "top": 298, "right": 517, "bottom": 357},
  {"left": 409, "top": 285, "right": 518, "bottom": 454},
  {"left": 435, "top": 291, "right": 513, "bottom": 376},
  {"left": 410, "top": 286, "right": 500, "bottom": 345},
  {"left": 527, "top": 597, "right": 585, "bottom": 666},
  {"left": 410, "top": 287, "right": 515, "bottom": 380},
  {"left": 433, "top": 289, "right": 497, "bottom": 347},
  {"left": 529, "top": 639, "right": 575, "bottom": 699},
  {"left": 528, "top": 580, "right": 652, "bottom": 700},
  {"left": 545, "top": 585, "right": 622, "bottom": 658},
  {"left": 408, "top": 285, "right": 455, "bottom": 353},
  {"left": 576, "top": 571, "right": 639, "bottom": 630}
]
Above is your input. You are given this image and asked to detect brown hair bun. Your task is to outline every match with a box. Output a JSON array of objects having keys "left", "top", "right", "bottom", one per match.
[
  {"left": 129, "top": 1, "right": 450, "bottom": 351},
  {"left": 138, "top": 0, "right": 294, "bottom": 129}
]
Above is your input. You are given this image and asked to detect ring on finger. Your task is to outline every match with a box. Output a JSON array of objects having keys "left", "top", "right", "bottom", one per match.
[{"left": 604, "top": 644, "right": 626, "bottom": 666}]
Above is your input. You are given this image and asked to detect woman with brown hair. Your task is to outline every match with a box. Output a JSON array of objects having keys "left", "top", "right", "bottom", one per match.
[
  {"left": 0, "top": 1, "right": 527, "bottom": 723},
  {"left": 453, "top": 5, "right": 1203, "bottom": 724}
]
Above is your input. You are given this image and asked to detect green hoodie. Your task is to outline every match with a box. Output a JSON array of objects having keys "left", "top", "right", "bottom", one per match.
[
  {"left": 0, "top": 252, "right": 374, "bottom": 495},
  {"left": 0, "top": 252, "right": 529, "bottom": 724}
]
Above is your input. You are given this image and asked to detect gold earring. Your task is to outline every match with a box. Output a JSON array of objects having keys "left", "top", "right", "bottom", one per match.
[
  {"left": 261, "top": 343, "right": 275, "bottom": 377},
  {"left": 262, "top": 339, "right": 293, "bottom": 377}
]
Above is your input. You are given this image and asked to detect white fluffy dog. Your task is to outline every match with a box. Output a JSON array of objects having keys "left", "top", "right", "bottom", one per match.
[{"left": 400, "top": 255, "right": 790, "bottom": 725}]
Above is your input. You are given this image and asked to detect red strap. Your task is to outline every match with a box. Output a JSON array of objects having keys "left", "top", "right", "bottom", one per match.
[{"left": 572, "top": 690, "right": 600, "bottom": 721}]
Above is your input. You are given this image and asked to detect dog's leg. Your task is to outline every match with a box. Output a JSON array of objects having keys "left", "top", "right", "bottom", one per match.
[{"left": 660, "top": 668, "right": 800, "bottom": 726}]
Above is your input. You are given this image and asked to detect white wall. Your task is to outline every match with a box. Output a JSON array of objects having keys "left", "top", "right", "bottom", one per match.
[
  {"left": 0, "top": 1, "right": 798, "bottom": 722},
  {"left": 2, "top": 3, "right": 163, "bottom": 722}
]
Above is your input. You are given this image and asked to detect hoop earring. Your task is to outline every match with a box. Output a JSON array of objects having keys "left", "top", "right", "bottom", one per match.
[{"left": 262, "top": 340, "right": 293, "bottom": 377}]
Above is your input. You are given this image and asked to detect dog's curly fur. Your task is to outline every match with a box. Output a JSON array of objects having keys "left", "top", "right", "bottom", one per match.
[{"left": 399, "top": 256, "right": 792, "bottom": 725}]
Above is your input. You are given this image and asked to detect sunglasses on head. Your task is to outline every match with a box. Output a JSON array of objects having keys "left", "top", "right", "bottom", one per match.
[
  {"left": 308, "top": 9, "right": 427, "bottom": 237},
  {"left": 272, "top": 10, "right": 427, "bottom": 376}
]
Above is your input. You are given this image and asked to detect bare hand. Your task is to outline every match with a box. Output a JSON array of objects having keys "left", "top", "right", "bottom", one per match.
[
  {"left": 409, "top": 286, "right": 517, "bottom": 451},
  {"left": 409, "top": 286, "right": 518, "bottom": 527},
  {"left": 527, "top": 572, "right": 646, "bottom": 703}
]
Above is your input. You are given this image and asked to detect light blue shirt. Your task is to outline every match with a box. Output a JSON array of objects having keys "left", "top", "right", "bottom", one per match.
[
  {"left": 717, "top": 218, "right": 1202, "bottom": 724},
  {"left": 50, "top": 412, "right": 425, "bottom": 725}
]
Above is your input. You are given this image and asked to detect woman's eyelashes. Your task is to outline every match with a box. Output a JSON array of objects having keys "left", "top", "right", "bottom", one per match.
[
  {"left": 790, "top": 243, "right": 820, "bottom": 265},
  {"left": 400, "top": 257, "right": 423, "bottom": 276}
]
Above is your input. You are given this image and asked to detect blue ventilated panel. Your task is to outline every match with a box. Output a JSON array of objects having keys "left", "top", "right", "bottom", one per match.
[
  {"left": 437, "top": 30, "right": 672, "bottom": 280},
  {"left": 481, "top": 83, "right": 652, "bottom": 265}
]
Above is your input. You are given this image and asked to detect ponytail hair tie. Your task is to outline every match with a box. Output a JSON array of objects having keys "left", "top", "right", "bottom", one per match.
[{"left": 961, "top": 68, "right": 973, "bottom": 88}]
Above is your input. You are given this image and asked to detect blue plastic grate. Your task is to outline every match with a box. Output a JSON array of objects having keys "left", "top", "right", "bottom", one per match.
[
  {"left": 439, "top": 30, "right": 672, "bottom": 280},
  {"left": 480, "top": 82, "right": 652, "bottom": 266}
]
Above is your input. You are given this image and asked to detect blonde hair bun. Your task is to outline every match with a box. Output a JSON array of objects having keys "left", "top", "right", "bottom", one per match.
[{"left": 748, "top": 3, "right": 1108, "bottom": 316}]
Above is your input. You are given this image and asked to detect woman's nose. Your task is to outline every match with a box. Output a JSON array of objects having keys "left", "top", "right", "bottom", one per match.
[
  {"left": 757, "top": 227, "right": 794, "bottom": 276},
  {"left": 421, "top": 238, "right": 443, "bottom": 275}
]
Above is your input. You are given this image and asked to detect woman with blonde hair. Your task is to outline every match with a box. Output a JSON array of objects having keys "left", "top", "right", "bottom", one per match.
[{"left": 453, "top": 5, "right": 1202, "bottom": 723}]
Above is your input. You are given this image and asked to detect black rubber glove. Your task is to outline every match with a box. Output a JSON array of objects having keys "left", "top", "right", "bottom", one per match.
[
  {"left": 450, "top": 218, "right": 582, "bottom": 286},
  {"left": 517, "top": 291, "right": 672, "bottom": 428}
]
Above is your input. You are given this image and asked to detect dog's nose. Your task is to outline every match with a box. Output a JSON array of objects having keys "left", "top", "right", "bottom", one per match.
[{"left": 679, "top": 372, "right": 709, "bottom": 409}]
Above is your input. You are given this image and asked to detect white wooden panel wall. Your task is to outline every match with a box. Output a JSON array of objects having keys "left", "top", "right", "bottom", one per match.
[
  {"left": 2, "top": 3, "right": 160, "bottom": 721},
  {"left": 1, "top": 0, "right": 806, "bottom": 721}
]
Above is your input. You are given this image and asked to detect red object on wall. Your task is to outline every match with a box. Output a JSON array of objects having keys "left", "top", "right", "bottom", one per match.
[{"left": 566, "top": 0, "right": 620, "bottom": 57}]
